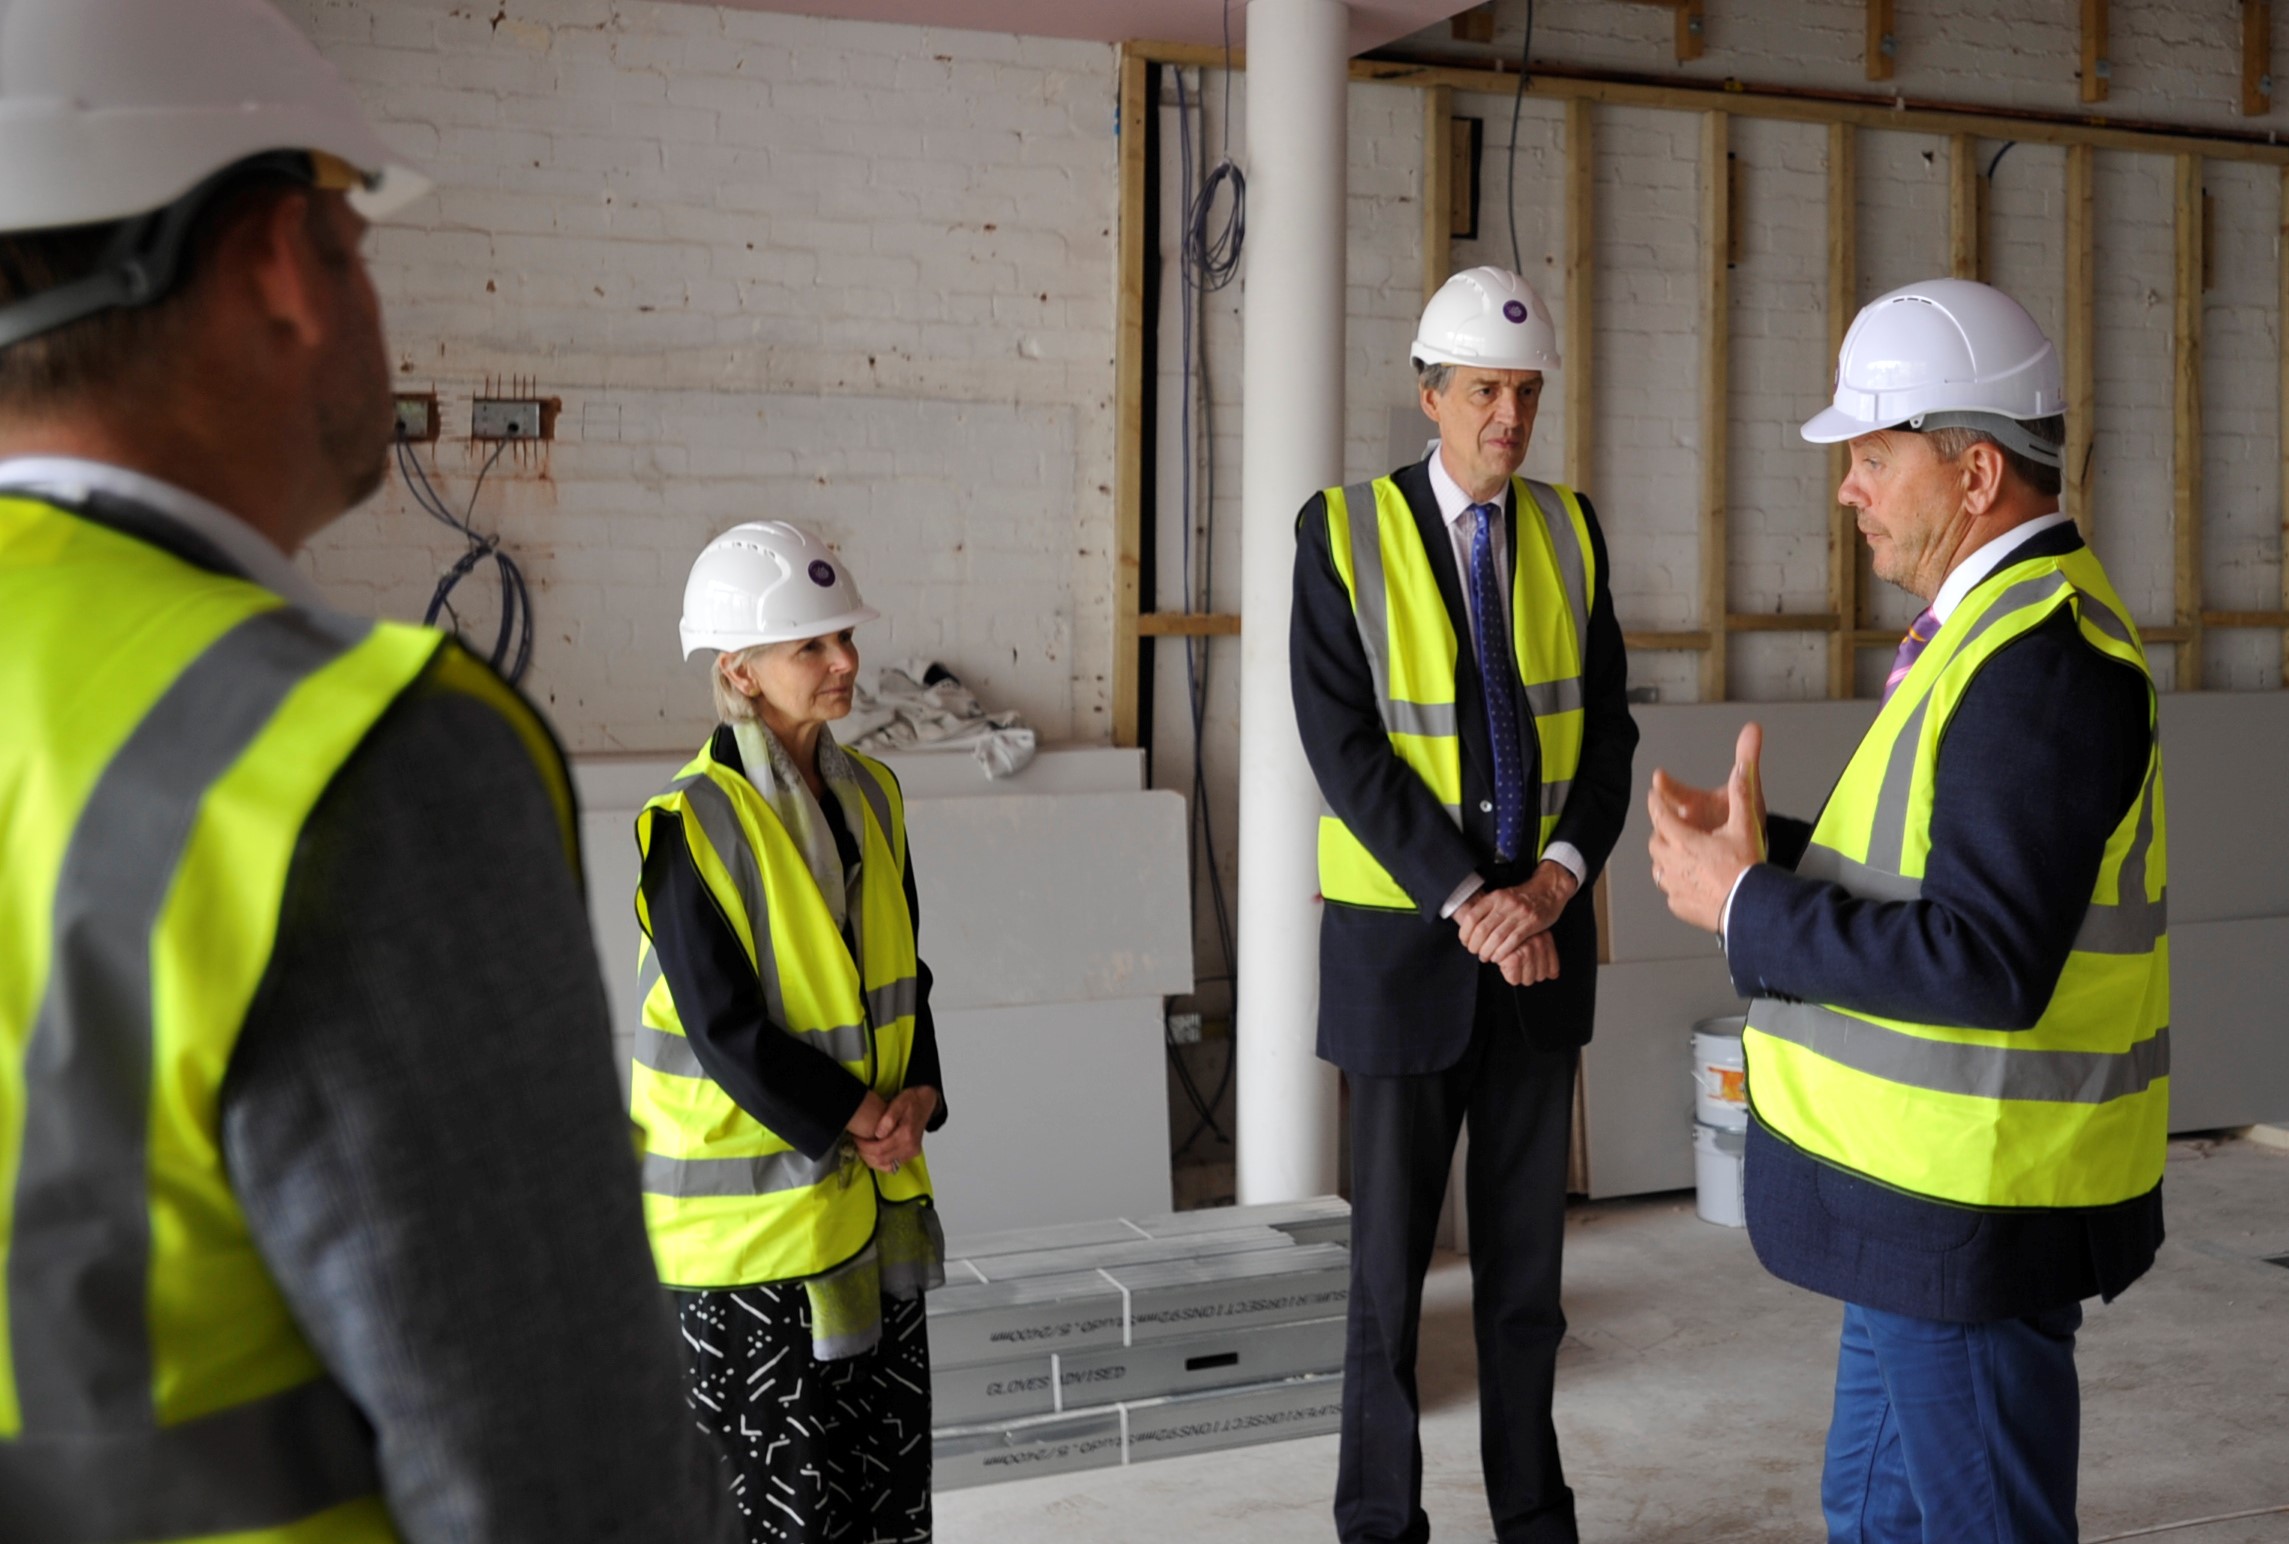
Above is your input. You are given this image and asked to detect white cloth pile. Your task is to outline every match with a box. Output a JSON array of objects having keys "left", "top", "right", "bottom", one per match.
[{"left": 844, "top": 660, "right": 1037, "bottom": 780}]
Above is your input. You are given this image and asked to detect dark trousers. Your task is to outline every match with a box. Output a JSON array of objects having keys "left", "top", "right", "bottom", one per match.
[
  {"left": 1822, "top": 1301, "right": 2083, "bottom": 1544},
  {"left": 1335, "top": 970, "right": 1580, "bottom": 1544}
]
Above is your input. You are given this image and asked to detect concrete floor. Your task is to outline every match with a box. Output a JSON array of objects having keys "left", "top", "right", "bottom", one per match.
[{"left": 939, "top": 1136, "right": 2289, "bottom": 1543}]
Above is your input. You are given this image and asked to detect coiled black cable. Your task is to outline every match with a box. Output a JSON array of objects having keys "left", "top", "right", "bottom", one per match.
[{"left": 394, "top": 430, "right": 535, "bottom": 685}]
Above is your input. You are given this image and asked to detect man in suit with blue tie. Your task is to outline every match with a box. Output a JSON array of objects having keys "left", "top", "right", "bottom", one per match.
[
  {"left": 1648, "top": 279, "right": 2168, "bottom": 1544},
  {"left": 1290, "top": 267, "right": 1639, "bottom": 1544}
]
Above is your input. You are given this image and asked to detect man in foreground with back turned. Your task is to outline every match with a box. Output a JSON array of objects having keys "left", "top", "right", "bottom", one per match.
[
  {"left": 1649, "top": 278, "right": 2168, "bottom": 1544},
  {"left": 1291, "top": 267, "right": 1638, "bottom": 1544},
  {"left": 0, "top": 1, "right": 732, "bottom": 1537}
]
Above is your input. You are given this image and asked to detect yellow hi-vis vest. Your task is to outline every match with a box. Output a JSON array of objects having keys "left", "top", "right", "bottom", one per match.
[
  {"left": 1743, "top": 544, "right": 2169, "bottom": 1210},
  {"left": 1316, "top": 474, "right": 1595, "bottom": 910},
  {"left": 0, "top": 495, "right": 575, "bottom": 1543},
  {"left": 631, "top": 737, "right": 931, "bottom": 1288}
]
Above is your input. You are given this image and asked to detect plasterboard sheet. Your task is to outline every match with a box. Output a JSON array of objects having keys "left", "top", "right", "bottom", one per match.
[
  {"left": 2164, "top": 917, "right": 2289, "bottom": 1131},
  {"left": 929, "top": 1244, "right": 1352, "bottom": 1369},
  {"left": 927, "top": 999, "right": 1173, "bottom": 1236},
  {"left": 933, "top": 1315, "right": 1345, "bottom": 1425},
  {"left": 2155, "top": 694, "right": 2289, "bottom": 924},
  {"left": 933, "top": 1372, "right": 1346, "bottom": 1491},
  {"left": 874, "top": 745, "right": 1143, "bottom": 800},
  {"left": 950, "top": 1228, "right": 1293, "bottom": 1287},
  {"left": 906, "top": 791, "right": 1192, "bottom": 1009},
  {"left": 1583, "top": 955, "right": 1750, "bottom": 1199},
  {"left": 944, "top": 1196, "right": 1349, "bottom": 1260},
  {"left": 1606, "top": 701, "right": 1878, "bottom": 964},
  {"left": 1124, "top": 1196, "right": 1353, "bottom": 1247}
]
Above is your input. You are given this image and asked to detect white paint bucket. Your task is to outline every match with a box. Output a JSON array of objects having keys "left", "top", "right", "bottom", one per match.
[
  {"left": 1692, "top": 1119, "right": 1747, "bottom": 1228},
  {"left": 1691, "top": 1015, "right": 1749, "bottom": 1131}
]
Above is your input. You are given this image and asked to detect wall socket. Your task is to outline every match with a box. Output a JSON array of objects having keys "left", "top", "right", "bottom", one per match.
[
  {"left": 471, "top": 397, "right": 554, "bottom": 441},
  {"left": 392, "top": 392, "right": 438, "bottom": 442}
]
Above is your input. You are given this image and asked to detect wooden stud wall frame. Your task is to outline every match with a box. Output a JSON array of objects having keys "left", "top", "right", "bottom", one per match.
[{"left": 1109, "top": 43, "right": 2289, "bottom": 739}]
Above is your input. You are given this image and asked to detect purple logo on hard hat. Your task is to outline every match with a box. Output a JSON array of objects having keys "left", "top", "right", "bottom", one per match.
[
  {"left": 809, "top": 560, "right": 836, "bottom": 587},
  {"left": 1503, "top": 300, "right": 1529, "bottom": 324}
]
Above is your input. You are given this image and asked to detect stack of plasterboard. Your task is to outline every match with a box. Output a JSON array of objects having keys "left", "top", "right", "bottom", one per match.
[{"left": 931, "top": 1199, "right": 1352, "bottom": 1488}]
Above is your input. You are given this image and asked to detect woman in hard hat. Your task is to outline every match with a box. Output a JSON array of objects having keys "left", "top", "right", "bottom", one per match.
[{"left": 632, "top": 521, "right": 947, "bottom": 1541}]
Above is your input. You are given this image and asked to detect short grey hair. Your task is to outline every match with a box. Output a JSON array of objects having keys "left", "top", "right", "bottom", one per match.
[
  {"left": 1415, "top": 360, "right": 1454, "bottom": 396},
  {"left": 1922, "top": 413, "right": 2066, "bottom": 499},
  {"left": 710, "top": 643, "right": 772, "bottom": 724}
]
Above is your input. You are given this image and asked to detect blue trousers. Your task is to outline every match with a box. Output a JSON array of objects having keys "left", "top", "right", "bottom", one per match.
[{"left": 1822, "top": 1301, "right": 2083, "bottom": 1544}]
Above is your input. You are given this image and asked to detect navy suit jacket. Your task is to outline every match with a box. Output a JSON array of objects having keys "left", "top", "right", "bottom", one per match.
[
  {"left": 1729, "top": 521, "right": 2165, "bottom": 1321},
  {"left": 1290, "top": 457, "right": 1638, "bottom": 1076}
]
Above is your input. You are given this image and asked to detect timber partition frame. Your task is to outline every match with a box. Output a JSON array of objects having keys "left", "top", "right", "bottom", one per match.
[{"left": 1110, "top": 45, "right": 2289, "bottom": 740}]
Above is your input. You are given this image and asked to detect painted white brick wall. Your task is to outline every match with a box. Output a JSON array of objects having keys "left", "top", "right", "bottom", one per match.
[
  {"left": 282, "top": 0, "right": 1116, "bottom": 753},
  {"left": 274, "top": 0, "right": 2285, "bottom": 1005}
]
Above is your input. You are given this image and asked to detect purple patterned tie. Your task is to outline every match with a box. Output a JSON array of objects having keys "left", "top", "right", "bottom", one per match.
[
  {"left": 1882, "top": 608, "right": 1941, "bottom": 705},
  {"left": 1468, "top": 503, "right": 1527, "bottom": 861}
]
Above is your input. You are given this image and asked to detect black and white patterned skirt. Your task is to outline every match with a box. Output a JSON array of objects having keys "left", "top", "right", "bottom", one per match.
[{"left": 677, "top": 1284, "right": 933, "bottom": 1544}]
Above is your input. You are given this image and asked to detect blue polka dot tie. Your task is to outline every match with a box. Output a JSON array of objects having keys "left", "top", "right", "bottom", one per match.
[{"left": 1469, "top": 502, "right": 1527, "bottom": 862}]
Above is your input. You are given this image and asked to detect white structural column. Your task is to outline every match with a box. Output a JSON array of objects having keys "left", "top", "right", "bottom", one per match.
[{"left": 1236, "top": 0, "right": 1347, "bottom": 1204}]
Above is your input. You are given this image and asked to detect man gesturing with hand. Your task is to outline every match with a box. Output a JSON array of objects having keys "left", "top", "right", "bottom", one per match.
[
  {"left": 1649, "top": 281, "right": 2167, "bottom": 1544},
  {"left": 1290, "top": 269, "right": 1637, "bottom": 1544}
]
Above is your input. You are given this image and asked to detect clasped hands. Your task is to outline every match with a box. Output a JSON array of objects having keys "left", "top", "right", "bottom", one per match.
[
  {"left": 1646, "top": 722, "right": 1769, "bottom": 935},
  {"left": 847, "top": 1086, "right": 937, "bottom": 1174},
  {"left": 1454, "top": 859, "right": 1578, "bottom": 986}
]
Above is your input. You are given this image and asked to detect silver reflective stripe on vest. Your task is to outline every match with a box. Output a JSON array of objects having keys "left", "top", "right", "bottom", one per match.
[
  {"left": 1800, "top": 831, "right": 2165, "bottom": 955},
  {"left": 1753, "top": 1000, "right": 2169, "bottom": 1104},
  {"left": 1522, "top": 678, "right": 1583, "bottom": 719},
  {"left": 843, "top": 755, "right": 894, "bottom": 852},
  {"left": 642, "top": 1147, "right": 842, "bottom": 1198},
  {"left": 2076, "top": 752, "right": 2167, "bottom": 955},
  {"left": 1522, "top": 479, "right": 1590, "bottom": 656},
  {"left": 1539, "top": 778, "right": 1572, "bottom": 820},
  {"left": 7, "top": 606, "right": 384, "bottom": 1538},
  {"left": 1796, "top": 845, "right": 1924, "bottom": 903},
  {"left": 636, "top": 1019, "right": 871, "bottom": 1079},
  {"left": 673, "top": 774, "right": 789, "bottom": 1034},
  {"left": 870, "top": 975, "right": 919, "bottom": 1027},
  {"left": 1338, "top": 481, "right": 1461, "bottom": 744},
  {"left": 1867, "top": 572, "right": 2072, "bottom": 873},
  {"left": 0, "top": 1375, "right": 383, "bottom": 1544}
]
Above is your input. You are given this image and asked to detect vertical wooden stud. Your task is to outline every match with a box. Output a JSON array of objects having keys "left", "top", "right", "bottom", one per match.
[
  {"left": 1701, "top": 111, "right": 1730, "bottom": 703},
  {"left": 2065, "top": 144, "right": 2097, "bottom": 541},
  {"left": 1423, "top": 86, "right": 1454, "bottom": 308},
  {"left": 1565, "top": 97, "right": 1595, "bottom": 490},
  {"left": 1112, "top": 49, "right": 1147, "bottom": 747},
  {"left": 1948, "top": 134, "right": 1980, "bottom": 281},
  {"left": 2245, "top": 0, "right": 2274, "bottom": 117},
  {"left": 2174, "top": 154, "right": 2206, "bottom": 690},
  {"left": 2082, "top": 0, "right": 2110, "bottom": 104},
  {"left": 1827, "top": 122, "right": 1859, "bottom": 699},
  {"left": 1677, "top": 0, "right": 1707, "bottom": 63},
  {"left": 1867, "top": 0, "right": 1896, "bottom": 82}
]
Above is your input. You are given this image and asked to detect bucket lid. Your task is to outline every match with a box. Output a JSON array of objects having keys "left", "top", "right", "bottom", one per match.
[{"left": 1693, "top": 1014, "right": 1747, "bottom": 1037}]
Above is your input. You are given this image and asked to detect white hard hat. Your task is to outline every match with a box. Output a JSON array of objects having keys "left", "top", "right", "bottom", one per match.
[
  {"left": 1411, "top": 267, "right": 1561, "bottom": 373},
  {"left": 0, "top": 0, "right": 430, "bottom": 351},
  {"left": 680, "top": 522, "right": 881, "bottom": 658},
  {"left": 1801, "top": 278, "right": 2064, "bottom": 466},
  {"left": 0, "top": 0, "right": 429, "bottom": 231}
]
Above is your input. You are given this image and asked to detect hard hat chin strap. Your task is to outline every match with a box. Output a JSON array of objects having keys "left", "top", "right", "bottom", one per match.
[
  {"left": 1902, "top": 409, "right": 2063, "bottom": 469},
  {"left": 0, "top": 151, "right": 317, "bottom": 355}
]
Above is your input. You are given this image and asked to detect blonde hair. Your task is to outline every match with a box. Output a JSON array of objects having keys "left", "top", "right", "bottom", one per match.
[{"left": 711, "top": 643, "right": 774, "bottom": 724}]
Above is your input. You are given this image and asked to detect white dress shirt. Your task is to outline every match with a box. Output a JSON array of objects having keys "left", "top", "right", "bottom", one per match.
[
  {"left": 1424, "top": 447, "right": 1587, "bottom": 917},
  {"left": 1717, "top": 509, "right": 2076, "bottom": 943},
  {"left": 0, "top": 455, "right": 329, "bottom": 610}
]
